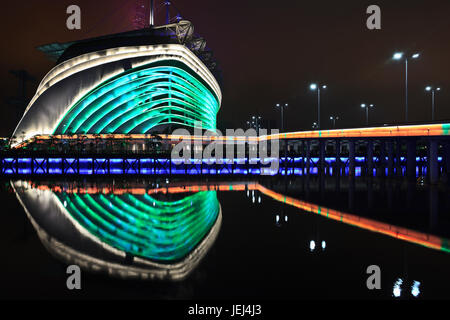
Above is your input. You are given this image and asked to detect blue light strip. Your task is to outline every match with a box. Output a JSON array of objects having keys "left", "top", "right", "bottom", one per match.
[{"left": 0, "top": 157, "right": 445, "bottom": 176}]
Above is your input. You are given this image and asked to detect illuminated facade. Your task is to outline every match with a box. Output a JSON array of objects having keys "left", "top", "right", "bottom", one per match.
[{"left": 11, "top": 22, "right": 221, "bottom": 147}]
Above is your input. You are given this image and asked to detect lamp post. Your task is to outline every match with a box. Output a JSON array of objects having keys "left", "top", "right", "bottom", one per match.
[
  {"left": 393, "top": 52, "right": 420, "bottom": 122},
  {"left": 329, "top": 116, "right": 339, "bottom": 129},
  {"left": 310, "top": 83, "right": 327, "bottom": 129},
  {"left": 275, "top": 103, "right": 288, "bottom": 132},
  {"left": 249, "top": 115, "right": 262, "bottom": 134},
  {"left": 256, "top": 115, "right": 261, "bottom": 135},
  {"left": 425, "top": 86, "right": 441, "bottom": 121},
  {"left": 360, "top": 103, "right": 374, "bottom": 126}
]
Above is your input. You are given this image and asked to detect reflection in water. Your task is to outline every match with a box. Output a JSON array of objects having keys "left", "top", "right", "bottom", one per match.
[
  {"left": 255, "top": 183, "right": 450, "bottom": 253},
  {"left": 12, "top": 181, "right": 221, "bottom": 281},
  {"left": 9, "top": 177, "right": 450, "bottom": 294},
  {"left": 56, "top": 191, "right": 219, "bottom": 262}
]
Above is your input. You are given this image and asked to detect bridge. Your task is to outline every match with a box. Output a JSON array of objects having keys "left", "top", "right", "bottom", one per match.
[{"left": 3, "top": 122, "right": 450, "bottom": 183}]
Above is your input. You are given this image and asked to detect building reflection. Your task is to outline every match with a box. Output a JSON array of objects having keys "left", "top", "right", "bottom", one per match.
[{"left": 12, "top": 180, "right": 222, "bottom": 281}]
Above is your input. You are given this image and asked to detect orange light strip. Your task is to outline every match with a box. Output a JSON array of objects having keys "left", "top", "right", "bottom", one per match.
[
  {"left": 12, "top": 123, "right": 450, "bottom": 149},
  {"left": 28, "top": 181, "right": 258, "bottom": 195},
  {"left": 261, "top": 123, "right": 449, "bottom": 140}
]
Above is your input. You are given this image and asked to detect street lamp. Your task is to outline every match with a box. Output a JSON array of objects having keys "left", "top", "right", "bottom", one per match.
[
  {"left": 392, "top": 51, "right": 420, "bottom": 122},
  {"left": 248, "top": 115, "right": 263, "bottom": 134},
  {"left": 329, "top": 116, "right": 339, "bottom": 128},
  {"left": 360, "top": 103, "right": 375, "bottom": 126},
  {"left": 256, "top": 115, "right": 262, "bottom": 135},
  {"left": 275, "top": 103, "right": 288, "bottom": 132},
  {"left": 310, "top": 83, "right": 327, "bottom": 129},
  {"left": 425, "top": 86, "right": 441, "bottom": 121}
]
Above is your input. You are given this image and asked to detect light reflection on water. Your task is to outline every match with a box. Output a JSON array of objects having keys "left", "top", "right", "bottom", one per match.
[{"left": 3, "top": 177, "right": 450, "bottom": 299}]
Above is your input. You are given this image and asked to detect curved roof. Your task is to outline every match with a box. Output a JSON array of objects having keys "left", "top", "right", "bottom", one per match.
[{"left": 12, "top": 44, "right": 221, "bottom": 145}]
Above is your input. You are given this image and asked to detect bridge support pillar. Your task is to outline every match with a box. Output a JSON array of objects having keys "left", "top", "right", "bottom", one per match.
[
  {"left": 429, "top": 139, "right": 439, "bottom": 184},
  {"left": 349, "top": 140, "right": 355, "bottom": 177},
  {"left": 396, "top": 139, "right": 402, "bottom": 177},
  {"left": 387, "top": 140, "right": 394, "bottom": 177},
  {"left": 444, "top": 140, "right": 450, "bottom": 185},
  {"left": 306, "top": 140, "right": 311, "bottom": 175},
  {"left": 284, "top": 140, "right": 288, "bottom": 175},
  {"left": 366, "top": 140, "right": 373, "bottom": 177},
  {"left": 406, "top": 138, "right": 416, "bottom": 179},
  {"left": 335, "top": 139, "right": 341, "bottom": 175},
  {"left": 319, "top": 139, "right": 325, "bottom": 176},
  {"left": 378, "top": 140, "right": 385, "bottom": 177},
  {"left": 299, "top": 141, "right": 304, "bottom": 175}
]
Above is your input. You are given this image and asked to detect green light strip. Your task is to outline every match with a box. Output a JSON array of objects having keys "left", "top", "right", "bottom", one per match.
[
  {"left": 56, "top": 191, "right": 220, "bottom": 262},
  {"left": 54, "top": 62, "right": 220, "bottom": 135}
]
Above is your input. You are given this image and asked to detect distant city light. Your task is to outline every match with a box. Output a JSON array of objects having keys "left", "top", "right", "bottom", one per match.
[
  {"left": 321, "top": 240, "right": 326, "bottom": 250},
  {"left": 412, "top": 53, "right": 420, "bottom": 59}
]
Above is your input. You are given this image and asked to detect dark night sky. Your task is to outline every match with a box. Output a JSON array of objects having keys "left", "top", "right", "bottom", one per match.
[{"left": 1, "top": 0, "right": 450, "bottom": 136}]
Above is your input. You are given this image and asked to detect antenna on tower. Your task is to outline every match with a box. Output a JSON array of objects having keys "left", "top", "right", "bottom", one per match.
[{"left": 149, "top": 0, "right": 155, "bottom": 26}]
